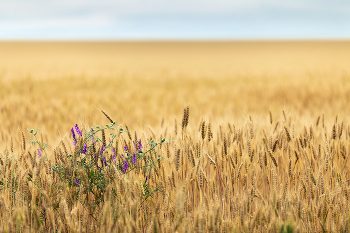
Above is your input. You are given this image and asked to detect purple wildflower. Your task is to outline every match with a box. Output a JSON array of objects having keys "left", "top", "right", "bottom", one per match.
[
  {"left": 75, "top": 124, "right": 82, "bottom": 137},
  {"left": 121, "top": 160, "right": 129, "bottom": 173},
  {"left": 138, "top": 139, "right": 143, "bottom": 152},
  {"left": 100, "top": 145, "right": 106, "bottom": 154},
  {"left": 71, "top": 127, "right": 77, "bottom": 146},
  {"left": 90, "top": 129, "right": 94, "bottom": 142},
  {"left": 145, "top": 175, "right": 148, "bottom": 183},
  {"left": 124, "top": 145, "right": 130, "bottom": 156},
  {"left": 111, "top": 148, "right": 116, "bottom": 164},
  {"left": 74, "top": 177, "right": 80, "bottom": 186},
  {"left": 132, "top": 152, "right": 137, "bottom": 164},
  {"left": 37, "top": 149, "right": 42, "bottom": 158},
  {"left": 102, "top": 156, "right": 107, "bottom": 167},
  {"left": 82, "top": 143, "right": 87, "bottom": 154}
]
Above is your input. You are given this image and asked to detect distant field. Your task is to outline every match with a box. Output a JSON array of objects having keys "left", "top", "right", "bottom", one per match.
[
  {"left": 1, "top": 41, "right": 350, "bottom": 143},
  {"left": 1, "top": 41, "right": 350, "bottom": 232}
]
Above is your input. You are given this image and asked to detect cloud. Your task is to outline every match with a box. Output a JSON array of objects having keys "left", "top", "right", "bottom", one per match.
[
  {"left": 1, "top": 0, "right": 350, "bottom": 21},
  {"left": 0, "top": 16, "right": 112, "bottom": 30},
  {"left": 0, "top": 0, "right": 349, "bottom": 39},
  {"left": 1, "top": 0, "right": 349, "bottom": 17}
]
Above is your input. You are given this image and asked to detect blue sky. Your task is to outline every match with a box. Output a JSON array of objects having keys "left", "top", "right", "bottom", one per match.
[{"left": 0, "top": 0, "right": 349, "bottom": 40}]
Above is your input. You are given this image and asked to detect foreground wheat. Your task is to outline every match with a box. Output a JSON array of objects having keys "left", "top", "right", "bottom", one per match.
[{"left": 0, "top": 109, "right": 349, "bottom": 233}]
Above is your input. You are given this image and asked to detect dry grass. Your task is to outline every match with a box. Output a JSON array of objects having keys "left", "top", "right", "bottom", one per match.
[{"left": 1, "top": 41, "right": 350, "bottom": 232}]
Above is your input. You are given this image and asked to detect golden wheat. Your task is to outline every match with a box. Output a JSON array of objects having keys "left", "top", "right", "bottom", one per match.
[{"left": 1, "top": 41, "right": 350, "bottom": 232}]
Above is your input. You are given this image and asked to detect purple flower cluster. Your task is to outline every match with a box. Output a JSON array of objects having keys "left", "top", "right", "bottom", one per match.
[
  {"left": 100, "top": 146, "right": 106, "bottom": 154},
  {"left": 101, "top": 156, "right": 107, "bottom": 167},
  {"left": 74, "top": 177, "right": 80, "bottom": 186},
  {"left": 37, "top": 149, "right": 42, "bottom": 158},
  {"left": 90, "top": 128, "right": 94, "bottom": 142},
  {"left": 82, "top": 143, "right": 87, "bottom": 154},
  {"left": 75, "top": 124, "right": 82, "bottom": 137},
  {"left": 134, "top": 139, "right": 143, "bottom": 152},
  {"left": 71, "top": 124, "right": 82, "bottom": 146},
  {"left": 72, "top": 124, "right": 89, "bottom": 155},
  {"left": 71, "top": 128, "right": 77, "bottom": 146},
  {"left": 121, "top": 160, "right": 129, "bottom": 173},
  {"left": 132, "top": 152, "right": 137, "bottom": 164},
  {"left": 138, "top": 139, "right": 143, "bottom": 152},
  {"left": 124, "top": 145, "right": 129, "bottom": 157},
  {"left": 111, "top": 147, "right": 116, "bottom": 164}
]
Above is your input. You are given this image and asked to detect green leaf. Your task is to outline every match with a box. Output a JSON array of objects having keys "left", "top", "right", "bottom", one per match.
[
  {"left": 34, "top": 128, "right": 39, "bottom": 136},
  {"left": 286, "top": 224, "right": 293, "bottom": 233},
  {"left": 146, "top": 199, "right": 156, "bottom": 206}
]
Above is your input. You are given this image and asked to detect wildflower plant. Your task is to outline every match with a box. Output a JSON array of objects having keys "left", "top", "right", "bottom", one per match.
[
  {"left": 28, "top": 128, "right": 48, "bottom": 158},
  {"left": 10, "top": 114, "right": 167, "bottom": 231},
  {"left": 46, "top": 121, "right": 167, "bottom": 225}
]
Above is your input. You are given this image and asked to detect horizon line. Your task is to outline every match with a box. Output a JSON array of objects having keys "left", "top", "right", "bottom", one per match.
[{"left": 1, "top": 38, "right": 350, "bottom": 43}]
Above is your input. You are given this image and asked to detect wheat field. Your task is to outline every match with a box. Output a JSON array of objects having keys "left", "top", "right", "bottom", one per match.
[{"left": 1, "top": 41, "right": 350, "bottom": 232}]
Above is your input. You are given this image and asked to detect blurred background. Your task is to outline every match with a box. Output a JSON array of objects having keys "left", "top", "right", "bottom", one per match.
[
  {"left": 0, "top": 0, "right": 350, "bottom": 145},
  {"left": 1, "top": 0, "right": 350, "bottom": 40}
]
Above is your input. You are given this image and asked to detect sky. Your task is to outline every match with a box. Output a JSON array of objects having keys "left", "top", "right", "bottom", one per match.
[{"left": 0, "top": 0, "right": 350, "bottom": 40}]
